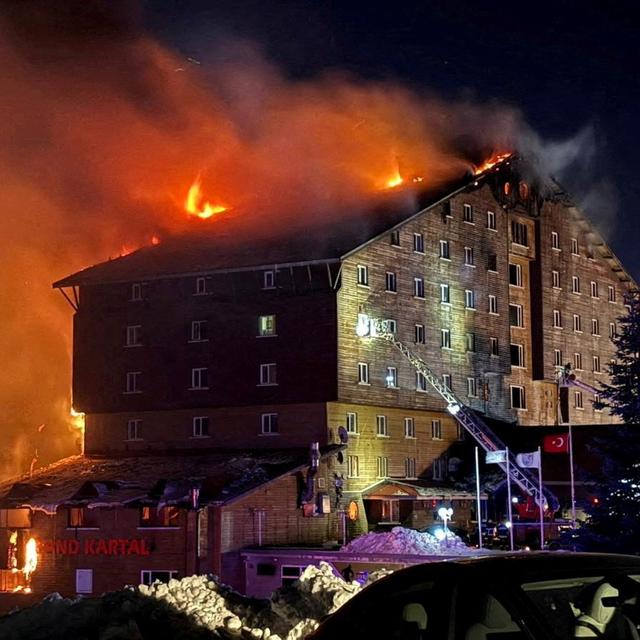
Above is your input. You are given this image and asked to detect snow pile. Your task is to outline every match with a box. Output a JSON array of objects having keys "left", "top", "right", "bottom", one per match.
[
  {"left": 0, "top": 562, "right": 389, "bottom": 640},
  {"left": 343, "top": 526, "right": 472, "bottom": 555}
]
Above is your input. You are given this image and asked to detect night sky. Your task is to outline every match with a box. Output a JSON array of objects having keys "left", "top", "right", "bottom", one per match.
[{"left": 146, "top": 0, "right": 640, "bottom": 279}]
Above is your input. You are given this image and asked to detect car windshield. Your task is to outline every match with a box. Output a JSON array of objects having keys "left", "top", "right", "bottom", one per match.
[{"left": 521, "top": 574, "right": 640, "bottom": 639}]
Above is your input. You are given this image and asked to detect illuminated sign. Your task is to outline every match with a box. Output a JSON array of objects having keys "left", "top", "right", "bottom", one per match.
[{"left": 39, "top": 538, "right": 151, "bottom": 556}]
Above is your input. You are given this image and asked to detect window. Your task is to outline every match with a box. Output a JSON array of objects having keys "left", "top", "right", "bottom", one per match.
[
  {"left": 591, "top": 281, "right": 599, "bottom": 298},
  {"left": 463, "top": 203, "right": 474, "bottom": 223},
  {"left": 511, "top": 385, "right": 526, "bottom": 409},
  {"left": 346, "top": 412, "right": 358, "bottom": 434},
  {"left": 593, "top": 355, "right": 601, "bottom": 373},
  {"left": 376, "top": 415, "right": 389, "bottom": 437},
  {"left": 432, "top": 458, "right": 445, "bottom": 481},
  {"left": 347, "top": 455, "right": 359, "bottom": 478},
  {"left": 573, "top": 314, "right": 582, "bottom": 333},
  {"left": 263, "top": 270, "right": 276, "bottom": 289},
  {"left": 357, "top": 362, "right": 369, "bottom": 385},
  {"left": 510, "top": 343, "right": 525, "bottom": 368},
  {"left": 385, "top": 366, "right": 398, "bottom": 388},
  {"left": 572, "top": 276, "right": 581, "bottom": 294},
  {"left": 440, "top": 283, "right": 451, "bottom": 304},
  {"left": 439, "top": 240, "right": 450, "bottom": 259},
  {"left": 552, "top": 271, "right": 560, "bottom": 288},
  {"left": 465, "top": 289, "right": 476, "bottom": 309},
  {"left": 405, "top": 457, "right": 417, "bottom": 479},
  {"left": 413, "top": 233, "right": 425, "bottom": 253},
  {"left": 509, "top": 304, "right": 523, "bottom": 328},
  {"left": 131, "top": 283, "right": 143, "bottom": 301},
  {"left": 404, "top": 417, "right": 415, "bottom": 438},
  {"left": 464, "top": 246, "right": 475, "bottom": 266},
  {"left": 490, "top": 337, "right": 499, "bottom": 356},
  {"left": 281, "top": 566, "right": 304, "bottom": 587},
  {"left": 511, "top": 220, "right": 528, "bottom": 246},
  {"left": 571, "top": 238, "right": 579, "bottom": 255},
  {"left": 467, "top": 377, "right": 477, "bottom": 397},
  {"left": 384, "top": 318, "right": 397, "bottom": 334},
  {"left": 195, "top": 276, "right": 207, "bottom": 295},
  {"left": 191, "top": 367, "right": 209, "bottom": 390},
  {"left": 441, "top": 328, "right": 451, "bottom": 349},
  {"left": 190, "top": 320, "right": 208, "bottom": 342},
  {"left": 140, "top": 506, "right": 180, "bottom": 528},
  {"left": 551, "top": 231, "right": 560, "bottom": 250},
  {"left": 444, "top": 201, "right": 453, "bottom": 217},
  {"left": 487, "top": 210, "right": 496, "bottom": 230},
  {"left": 356, "top": 264, "right": 369, "bottom": 286},
  {"left": 488, "top": 295, "right": 498, "bottom": 314},
  {"left": 261, "top": 413, "right": 278, "bottom": 434},
  {"left": 609, "top": 322, "right": 617, "bottom": 339},
  {"left": 258, "top": 315, "right": 276, "bottom": 337},
  {"left": 76, "top": 569, "right": 93, "bottom": 594},
  {"left": 442, "top": 374, "right": 452, "bottom": 390},
  {"left": 390, "top": 229, "right": 400, "bottom": 246},
  {"left": 487, "top": 253, "right": 497, "bottom": 272},
  {"left": 431, "top": 419, "right": 442, "bottom": 440},
  {"left": 608, "top": 285, "right": 616, "bottom": 303},
  {"left": 125, "top": 325, "right": 142, "bottom": 347},
  {"left": 554, "top": 349, "right": 563, "bottom": 367},
  {"left": 125, "top": 371, "right": 141, "bottom": 394},
  {"left": 465, "top": 332, "right": 476, "bottom": 353},
  {"left": 574, "top": 352, "right": 583, "bottom": 370},
  {"left": 126, "top": 419, "right": 142, "bottom": 441},
  {"left": 192, "top": 416, "right": 209, "bottom": 437},
  {"left": 385, "top": 271, "right": 397, "bottom": 292},
  {"left": 414, "top": 324, "right": 425, "bottom": 344},
  {"left": 553, "top": 309, "right": 562, "bottom": 328},
  {"left": 592, "top": 318, "right": 600, "bottom": 336},
  {"left": 376, "top": 457, "right": 389, "bottom": 478},
  {"left": 574, "top": 390, "right": 584, "bottom": 409},
  {"left": 416, "top": 371, "right": 428, "bottom": 392},
  {"left": 509, "top": 263, "right": 522, "bottom": 287},
  {"left": 594, "top": 393, "right": 603, "bottom": 412},
  {"left": 259, "top": 363, "right": 277, "bottom": 386},
  {"left": 68, "top": 508, "right": 99, "bottom": 529},
  {"left": 141, "top": 570, "right": 178, "bottom": 586},
  {"left": 414, "top": 277, "right": 425, "bottom": 298}
]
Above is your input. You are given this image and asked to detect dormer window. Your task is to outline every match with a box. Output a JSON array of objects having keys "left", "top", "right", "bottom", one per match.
[{"left": 263, "top": 270, "right": 276, "bottom": 290}]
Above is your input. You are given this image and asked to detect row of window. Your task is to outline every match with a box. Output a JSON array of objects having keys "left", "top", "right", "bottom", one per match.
[
  {"left": 68, "top": 506, "right": 181, "bottom": 529},
  {"left": 552, "top": 312, "right": 617, "bottom": 337},
  {"left": 552, "top": 273, "right": 618, "bottom": 301},
  {"left": 344, "top": 411, "right": 464, "bottom": 441},
  {"left": 550, "top": 231, "right": 590, "bottom": 257},
  {"left": 347, "top": 454, "right": 447, "bottom": 480}
]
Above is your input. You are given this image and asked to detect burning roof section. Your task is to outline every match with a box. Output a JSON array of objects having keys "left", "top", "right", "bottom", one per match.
[{"left": 0, "top": 447, "right": 343, "bottom": 514}]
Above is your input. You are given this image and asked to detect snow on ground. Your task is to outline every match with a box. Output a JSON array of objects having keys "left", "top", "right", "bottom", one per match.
[{"left": 0, "top": 527, "right": 478, "bottom": 639}]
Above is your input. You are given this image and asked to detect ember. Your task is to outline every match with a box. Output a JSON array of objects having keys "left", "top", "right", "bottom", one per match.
[{"left": 184, "top": 176, "right": 228, "bottom": 220}]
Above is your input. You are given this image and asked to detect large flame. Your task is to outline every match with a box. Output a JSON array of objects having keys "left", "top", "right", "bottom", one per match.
[
  {"left": 23, "top": 537, "right": 38, "bottom": 588},
  {"left": 184, "top": 177, "right": 228, "bottom": 219},
  {"left": 473, "top": 152, "right": 512, "bottom": 175}
]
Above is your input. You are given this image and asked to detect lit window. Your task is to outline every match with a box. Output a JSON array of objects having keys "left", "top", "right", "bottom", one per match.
[
  {"left": 405, "top": 457, "right": 417, "bottom": 479},
  {"left": 131, "top": 283, "right": 143, "bottom": 301},
  {"left": 141, "top": 570, "right": 178, "bottom": 586},
  {"left": 261, "top": 413, "right": 278, "bottom": 435},
  {"left": 519, "top": 182, "right": 529, "bottom": 199},
  {"left": 552, "top": 271, "right": 560, "bottom": 288},
  {"left": 574, "top": 391, "right": 584, "bottom": 409},
  {"left": 553, "top": 309, "right": 562, "bottom": 328},
  {"left": 571, "top": 238, "right": 579, "bottom": 255},
  {"left": 487, "top": 210, "right": 496, "bottom": 230},
  {"left": 357, "top": 362, "right": 369, "bottom": 385},
  {"left": 509, "top": 304, "right": 523, "bottom": 328},
  {"left": 413, "top": 233, "right": 425, "bottom": 253},
  {"left": 383, "top": 318, "right": 397, "bottom": 334},
  {"left": 414, "top": 324, "right": 425, "bottom": 344},
  {"left": 190, "top": 320, "right": 208, "bottom": 342},
  {"left": 465, "top": 332, "right": 476, "bottom": 352},
  {"left": 191, "top": 367, "right": 209, "bottom": 390},
  {"left": 126, "top": 419, "right": 142, "bottom": 441},
  {"left": 572, "top": 276, "right": 581, "bottom": 294},
  {"left": 347, "top": 455, "right": 359, "bottom": 478},
  {"left": 554, "top": 349, "right": 563, "bottom": 367},
  {"left": 68, "top": 507, "right": 99, "bottom": 529},
  {"left": 510, "top": 343, "right": 525, "bottom": 368},
  {"left": 467, "top": 377, "right": 477, "bottom": 397},
  {"left": 465, "top": 289, "right": 475, "bottom": 309},
  {"left": 258, "top": 315, "right": 276, "bottom": 337},
  {"left": 591, "top": 281, "right": 599, "bottom": 298},
  {"left": 440, "top": 283, "right": 450, "bottom": 304},
  {"left": 463, "top": 203, "right": 474, "bottom": 223},
  {"left": 509, "top": 264, "right": 522, "bottom": 287},
  {"left": 192, "top": 416, "right": 209, "bottom": 437},
  {"left": 390, "top": 230, "right": 400, "bottom": 246},
  {"left": 574, "top": 353, "right": 583, "bottom": 371},
  {"left": 441, "top": 328, "right": 451, "bottom": 349},
  {"left": 385, "top": 366, "right": 398, "bottom": 388},
  {"left": 592, "top": 318, "right": 600, "bottom": 336},
  {"left": 464, "top": 246, "right": 475, "bottom": 266},
  {"left": 511, "top": 386, "right": 526, "bottom": 409},
  {"left": 385, "top": 272, "right": 397, "bottom": 292},
  {"left": 414, "top": 277, "right": 425, "bottom": 298},
  {"left": 608, "top": 285, "right": 616, "bottom": 303},
  {"left": 511, "top": 221, "right": 528, "bottom": 246},
  {"left": 356, "top": 264, "right": 369, "bottom": 286},
  {"left": 431, "top": 419, "right": 442, "bottom": 440},
  {"left": 551, "top": 231, "right": 560, "bottom": 250},
  {"left": 125, "top": 371, "right": 141, "bottom": 394},
  {"left": 593, "top": 355, "right": 601, "bottom": 373},
  {"left": 125, "top": 325, "right": 142, "bottom": 347},
  {"left": 573, "top": 314, "right": 582, "bottom": 333},
  {"left": 195, "top": 277, "right": 207, "bottom": 295},
  {"left": 263, "top": 270, "right": 276, "bottom": 289},
  {"left": 490, "top": 337, "right": 499, "bottom": 357},
  {"left": 377, "top": 457, "right": 389, "bottom": 478},
  {"left": 416, "top": 371, "right": 428, "bottom": 392},
  {"left": 404, "top": 417, "right": 415, "bottom": 438},
  {"left": 442, "top": 374, "right": 452, "bottom": 390},
  {"left": 376, "top": 415, "right": 389, "bottom": 437},
  {"left": 140, "top": 506, "right": 180, "bottom": 528},
  {"left": 488, "top": 295, "right": 498, "bottom": 315},
  {"left": 439, "top": 240, "right": 450, "bottom": 259},
  {"left": 346, "top": 412, "right": 358, "bottom": 434},
  {"left": 259, "top": 363, "right": 277, "bottom": 386}
]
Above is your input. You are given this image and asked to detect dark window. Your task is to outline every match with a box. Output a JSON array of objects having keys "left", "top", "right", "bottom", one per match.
[
  {"left": 511, "top": 221, "right": 528, "bottom": 246},
  {"left": 487, "top": 253, "right": 497, "bottom": 272},
  {"left": 390, "top": 230, "right": 400, "bottom": 246}
]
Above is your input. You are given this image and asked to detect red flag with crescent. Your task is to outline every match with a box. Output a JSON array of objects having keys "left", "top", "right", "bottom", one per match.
[{"left": 543, "top": 433, "right": 569, "bottom": 453}]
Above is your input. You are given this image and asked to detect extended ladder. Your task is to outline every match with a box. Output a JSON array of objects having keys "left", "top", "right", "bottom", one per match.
[{"left": 358, "top": 315, "right": 558, "bottom": 511}]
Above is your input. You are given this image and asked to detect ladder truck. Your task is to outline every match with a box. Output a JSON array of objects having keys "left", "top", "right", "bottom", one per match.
[{"left": 356, "top": 314, "right": 559, "bottom": 513}]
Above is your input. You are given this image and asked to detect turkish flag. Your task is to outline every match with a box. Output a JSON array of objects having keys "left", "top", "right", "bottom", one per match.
[{"left": 543, "top": 433, "right": 569, "bottom": 453}]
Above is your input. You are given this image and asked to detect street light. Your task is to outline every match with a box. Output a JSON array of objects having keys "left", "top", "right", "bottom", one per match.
[{"left": 437, "top": 506, "right": 454, "bottom": 546}]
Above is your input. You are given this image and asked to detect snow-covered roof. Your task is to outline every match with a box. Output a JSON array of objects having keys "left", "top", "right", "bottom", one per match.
[{"left": 361, "top": 479, "right": 487, "bottom": 500}]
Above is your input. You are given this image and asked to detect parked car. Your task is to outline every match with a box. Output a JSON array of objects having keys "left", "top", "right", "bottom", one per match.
[{"left": 307, "top": 553, "right": 640, "bottom": 639}]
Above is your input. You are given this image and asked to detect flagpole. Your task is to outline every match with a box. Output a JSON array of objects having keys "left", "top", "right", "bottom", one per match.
[
  {"left": 506, "top": 446, "right": 514, "bottom": 551},
  {"left": 568, "top": 424, "right": 576, "bottom": 529},
  {"left": 475, "top": 447, "right": 483, "bottom": 549},
  {"left": 538, "top": 445, "right": 544, "bottom": 550}
]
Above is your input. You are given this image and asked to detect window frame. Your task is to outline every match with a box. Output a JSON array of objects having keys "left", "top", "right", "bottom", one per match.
[
  {"left": 126, "top": 418, "right": 142, "bottom": 441},
  {"left": 259, "top": 362, "right": 278, "bottom": 386},
  {"left": 261, "top": 413, "right": 279, "bottom": 435},
  {"left": 192, "top": 415, "right": 210, "bottom": 438},
  {"left": 190, "top": 367, "right": 209, "bottom": 390},
  {"left": 357, "top": 362, "right": 370, "bottom": 385}
]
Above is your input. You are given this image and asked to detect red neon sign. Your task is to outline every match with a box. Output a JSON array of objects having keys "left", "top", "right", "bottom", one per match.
[{"left": 39, "top": 538, "right": 151, "bottom": 556}]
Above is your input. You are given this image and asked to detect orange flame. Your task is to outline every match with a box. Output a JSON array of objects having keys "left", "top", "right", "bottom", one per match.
[
  {"left": 184, "top": 176, "right": 227, "bottom": 219},
  {"left": 473, "top": 152, "right": 512, "bottom": 175},
  {"left": 23, "top": 537, "right": 37, "bottom": 585}
]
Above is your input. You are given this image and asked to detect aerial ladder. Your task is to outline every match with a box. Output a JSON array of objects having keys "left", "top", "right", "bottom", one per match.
[{"left": 356, "top": 314, "right": 559, "bottom": 512}]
